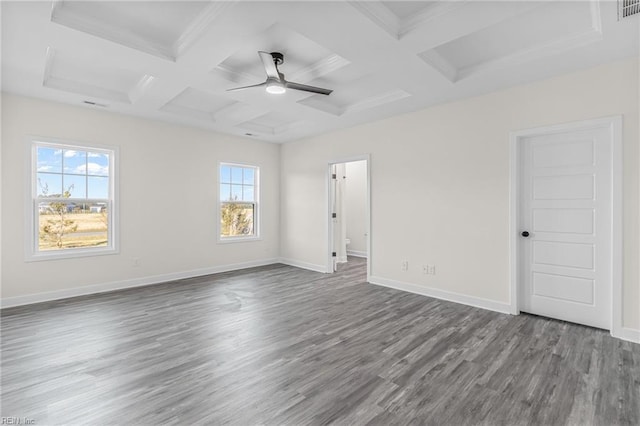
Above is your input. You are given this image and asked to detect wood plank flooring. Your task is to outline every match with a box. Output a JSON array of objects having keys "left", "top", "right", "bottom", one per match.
[{"left": 2, "top": 257, "right": 639, "bottom": 425}]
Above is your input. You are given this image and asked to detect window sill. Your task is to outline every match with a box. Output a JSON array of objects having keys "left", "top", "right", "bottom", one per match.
[
  {"left": 25, "top": 246, "right": 118, "bottom": 262},
  {"left": 217, "top": 236, "right": 262, "bottom": 244}
]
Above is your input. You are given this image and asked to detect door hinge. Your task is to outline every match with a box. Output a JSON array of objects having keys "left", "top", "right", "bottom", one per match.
[
  {"left": 332, "top": 173, "right": 337, "bottom": 179},
  {"left": 332, "top": 252, "right": 336, "bottom": 257},
  {"left": 332, "top": 213, "right": 337, "bottom": 218}
]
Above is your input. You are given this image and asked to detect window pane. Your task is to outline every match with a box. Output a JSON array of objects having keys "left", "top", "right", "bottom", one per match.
[
  {"left": 38, "top": 200, "right": 108, "bottom": 251},
  {"left": 63, "top": 174, "right": 87, "bottom": 199},
  {"left": 220, "top": 165, "right": 231, "bottom": 184},
  {"left": 37, "top": 147, "right": 62, "bottom": 173},
  {"left": 231, "top": 167, "right": 243, "bottom": 184},
  {"left": 243, "top": 185, "right": 254, "bottom": 202},
  {"left": 37, "top": 173, "right": 62, "bottom": 197},
  {"left": 87, "top": 176, "right": 109, "bottom": 199},
  {"left": 220, "top": 202, "right": 254, "bottom": 237},
  {"left": 63, "top": 150, "right": 87, "bottom": 174},
  {"left": 86, "top": 152, "right": 109, "bottom": 176},
  {"left": 243, "top": 168, "right": 254, "bottom": 185},
  {"left": 220, "top": 184, "right": 231, "bottom": 201},
  {"left": 231, "top": 184, "right": 242, "bottom": 201}
]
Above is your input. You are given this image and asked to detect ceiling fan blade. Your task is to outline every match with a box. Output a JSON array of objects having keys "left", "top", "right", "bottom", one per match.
[
  {"left": 258, "top": 51, "right": 281, "bottom": 81},
  {"left": 285, "top": 81, "right": 333, "bottom": 95},
  {"left": 226, "top": 82, "right": 267, "bottom": 92}
]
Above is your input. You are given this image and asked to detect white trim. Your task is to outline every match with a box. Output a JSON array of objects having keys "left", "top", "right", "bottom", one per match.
[
  {"left": 1, "top": 258, "right": 280, "bottom": 309},
  {"left": 172, "top": 1, "right": 237, "bottom": 58},
  {"left": 345, "top": 90, "right": 411, "bottom": 115},
  {"left": 613, "top": 327, "right": 640, "bottom": 344},
  {"left": 347, "top": 250, "right": 367, "bottom": 258},
  {"left": 419, "top": 50, "right": 458, "bottom": 83},
  {"left": 128, "top": 74, "right": 156, "bottom": 104},
  {"left": 508, "top": 127, "right": 520, "bottom": 316},
  {"left": 399, "top": 1, "right": 467, "bottom": 38},
  {"left": 288, "top": 54, "right": 351, "bottom": 85},
  {"left": 278, "top": 258, "right": 328, "bottom": 274},
  {"left": 421, "top": 0, "right": 601, "bottom": 82},
  {"left": 327, "top": 155, "right": 372, "bottom": 280},
  {"left": 369, "top": 276, "right": 512, "bottom": 315},
  {"left": 25, "top": 136, "right": 120, "bottom": 262},
  {"left": 216, "top": 236, "right": 262, "bottom": 244},
  {"left": 509, "top": 115, "right": 624, "bottom": 338},
  {"left": 50, "top": 2, "right": 175, "bottom": 61},
  {"left": 610, "top": 116, "right": 624, "bottom": 340},
  {"left": 347, "top": 1, "right": 399, "bottom": 39},
  {"left": 457, "top": 27, "right": 603, "bottom": 81}
]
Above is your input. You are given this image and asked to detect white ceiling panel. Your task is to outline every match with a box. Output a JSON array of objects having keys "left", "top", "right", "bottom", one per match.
[
  {"left": 51, "top": 0, "right": 230, "bottom": 60},
  {"left": 381, "top": 1, "right": 438, "bottom": 19},
  {"left": 160, "top": 87, "right": 237, "bottom": 122},
  {"left": 43, "top": 47, "right": 154, "bottom": 104},
  {"left": 238, "top": 110, "right": 302, "bottom": 135},
  {"left": 426, "top": 1, "right": 600, "bottom": 80}
]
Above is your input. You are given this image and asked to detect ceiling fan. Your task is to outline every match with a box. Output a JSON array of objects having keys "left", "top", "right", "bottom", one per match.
[{"left": 227, "top": 51, "right": 333, "bottom": 96}]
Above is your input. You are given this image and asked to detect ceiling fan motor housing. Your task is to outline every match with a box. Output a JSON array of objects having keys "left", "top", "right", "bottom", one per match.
[{"left": 270, "top": 52, "right": 284, "bottom": 65}]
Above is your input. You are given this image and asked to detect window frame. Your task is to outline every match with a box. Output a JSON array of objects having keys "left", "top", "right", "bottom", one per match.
[
  {"left": 217, "top": 162, "right": 260, "bottom": 243},
  {"left": 25, "top": 136, "right": 119, "bottom": 261}
]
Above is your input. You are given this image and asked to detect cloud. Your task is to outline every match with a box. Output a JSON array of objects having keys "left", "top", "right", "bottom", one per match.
[
  {"left": 64, "top": 150, "right": 78, "bottom": 158},
  {"left": 74, "top": 162, "right": 108, "bottom": 175},
  {"left": 37, "top": 165, "right": 54, "bottom": 172},
  {"left": 87, "top": 152, "right": 106, "bottom": 158}
]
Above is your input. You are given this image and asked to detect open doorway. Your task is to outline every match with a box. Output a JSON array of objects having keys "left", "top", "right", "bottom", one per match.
[{"left": 327, "top": 156, "right": 370, "bottom": 279}]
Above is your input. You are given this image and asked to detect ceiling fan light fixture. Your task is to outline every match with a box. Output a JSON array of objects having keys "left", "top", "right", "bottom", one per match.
[{"left": 265, "top": 80, "right": 286, "bottom": 95}]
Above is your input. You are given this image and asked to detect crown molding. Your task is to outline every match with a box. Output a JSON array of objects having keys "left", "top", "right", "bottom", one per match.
[
  {"left": 348, "top": 1, "right": 399, "bottom": 39},
  {"left": 345, "top": 89, "right": 411, "bottom": 114},
  {"left": 214, "top": 63, "right": 261, "bottom": 84},
  {"left": 458, "top": 27, "right": 603, "bottom": 81},
  {"left": 400, "top": 1, "right": 468, "bottom": 39},
  {"left": 173, "top": 1, "right": 238, "bottom": 59},
  {"left": 42, "top": 47, "right": 134, "bottom": 104},
  {"left": 128, "top": 74, "right": 157, "bottom": 104},
  {"left": 420, "top": 0, "right": 602, "bottom": 83},
  {"left": 51, "top": 1, "right": 174, "bottom": 61},
  {"left": 288, "top": 54, "right": 350, "bottom": 83},
  {"left": 419, "top": 49, "right": 459, "bottom": 83}
]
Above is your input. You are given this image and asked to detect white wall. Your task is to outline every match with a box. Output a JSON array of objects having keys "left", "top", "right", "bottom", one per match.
[
  {"left": 280, "top": 58, "right": 640, "bottom": 331},
  {"left": 2, "top": 59, "right": 638, "bottom": 335},
  {"left": 345, "top": 160, "right": 367, "bottom": 256},
  {"left": 1, "top": 94, "right": 280, "bottom": 303}
]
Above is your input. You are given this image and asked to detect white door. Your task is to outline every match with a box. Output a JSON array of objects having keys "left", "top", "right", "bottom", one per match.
[{"left": 519, "top": 124, "right": 613, "bottom": 329}]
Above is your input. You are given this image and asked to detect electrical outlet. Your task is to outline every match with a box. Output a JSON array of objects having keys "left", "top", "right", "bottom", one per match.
[
  {"left": 422, "top": 264, "right": 436, "bottom": 275},
  {"left": 401, "top": 260, "right": 408, "bottom": 271}
]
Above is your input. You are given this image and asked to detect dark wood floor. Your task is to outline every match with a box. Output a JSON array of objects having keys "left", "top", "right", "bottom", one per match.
[{"left": 2, "top": 257, "right": 639, "bottom": 425}]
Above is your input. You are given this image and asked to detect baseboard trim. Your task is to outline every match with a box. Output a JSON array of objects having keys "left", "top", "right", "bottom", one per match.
[
  {"left": 368, "top": 275, "right": 512, "bottom": 315},
  {"left": 347, "top": 250, "right": 367, "bottom": 258},
  {"left": 1, "top": 258, "right": 280, "bottom": 309},
  {"left": 613, "top": 327, "right": 640, "bottom": 344},
  {"left": 278, "top": 258, "right": 328, "bottom": 273}
]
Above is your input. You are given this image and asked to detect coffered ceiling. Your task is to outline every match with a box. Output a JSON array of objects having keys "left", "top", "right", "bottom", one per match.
[{"left": 2, "top": 1, "right": 638, "bottom": 143}]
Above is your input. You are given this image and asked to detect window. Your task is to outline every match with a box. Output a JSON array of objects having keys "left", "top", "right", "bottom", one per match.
[
  {"left": 219, "top": 163, "right": 259, "bottom": 240},
  {"left": 28, "top": 139, "right": 117, "bottom": 260}
]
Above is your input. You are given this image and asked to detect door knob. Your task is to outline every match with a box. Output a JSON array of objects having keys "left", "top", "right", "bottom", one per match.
[{"left": 521, "top": 231, "right": 530, "bottom": 237}]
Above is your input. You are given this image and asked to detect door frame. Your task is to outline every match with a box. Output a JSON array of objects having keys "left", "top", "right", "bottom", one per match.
[
  {"left": 509, "top": 116, "right": 623, "bottom": 337},
  {"left": 326, "top": 154, "right": 371, "bottom": 281}
]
